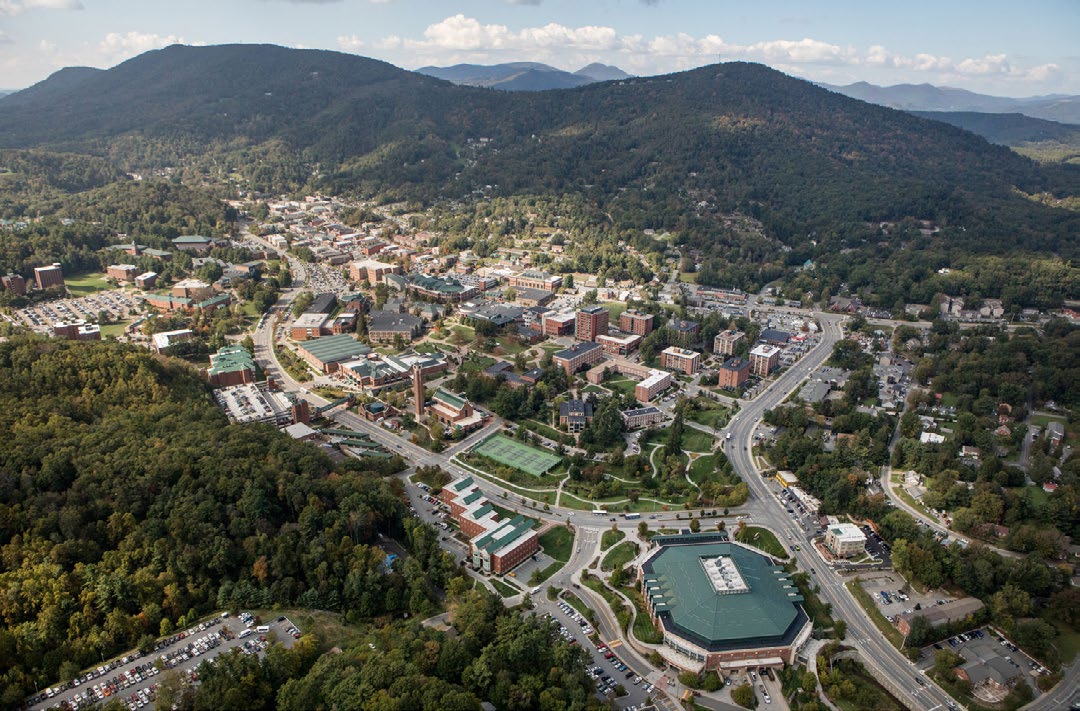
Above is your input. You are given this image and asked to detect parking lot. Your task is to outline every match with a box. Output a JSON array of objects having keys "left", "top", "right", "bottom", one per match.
[
  {"left": 14, "top": 289, "right": 140, "bottom": 334},
  {"left": 26, "top": 613, "right": 299, "bottom": 711},
  {"left": 856, "top": 572, "right": 947, "bottom": 621},
  {"left": 543, "top": 597, "right": 657, "bottom": 710}
]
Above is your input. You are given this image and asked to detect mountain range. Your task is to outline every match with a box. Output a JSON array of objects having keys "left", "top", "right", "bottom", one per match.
[
  {"left": 0, "top": 44, "right": 1076, "bottom": 273},
  {"left": 416, "top": 61, "right": 631, "bottom": 91},
  {"left": 821, "top": 81, "right": 1080, "bottom": 125}
]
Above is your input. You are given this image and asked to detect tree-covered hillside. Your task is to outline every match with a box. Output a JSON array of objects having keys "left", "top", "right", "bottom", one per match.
[
  {"left": 0, "top": 337, "right": 455, "bottom": 705},
  {"left": 1, "top": 44, "right": 1077, "bottom": 304}
]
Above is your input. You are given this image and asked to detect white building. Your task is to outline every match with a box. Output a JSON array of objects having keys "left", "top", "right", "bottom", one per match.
[{"left": 824, "top": 523, "right": 867, "bottom": 558}]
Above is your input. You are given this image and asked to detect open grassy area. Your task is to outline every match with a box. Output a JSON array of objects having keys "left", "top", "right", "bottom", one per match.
[
  {"left": 601, "top": 528, "right": 626, "bottom": 550},
  {"left": 65, "top": 272, "right": 112, "bottom": 296},
  {"left": 490, "top": 578, "right": 521, "bottom": 598},
  {"left": 100, "top": 322, "right": 130, "bottom": 337},
  {"left": 615, "top": 583, "right": 664, "bottom": 644},
  {"left": 459, "top": 354, "right": 496, "bottom": 373},
  {"left": 678, "top": 272, "right": 699, "bottom": 284},
  {"left": 682, "top": 427, "right": 716, "bottom": 453},
  {"left": 495, "top": 336, "right": 528, "bottom": 355},
  {"left": 1052, "top": 620, "right": 1080, "bottom": 664},
  {"left": 687, "top": 400, "right": 730, "bottom": 429},
  {"left": 539, "top": 526, "right": 574, "bottom": 563},
  {"left": 847, "top": 579, "right": 904, "bottom": 649},
  {"left": 581, "top": 573, "right": 632, "bottom": 633},
  {"left": 1030, "top": 413, "right": 1067, "bottom": 428},
  {"left": 602, "top": 302, "right": 628, "bottom": 319},
  {"left": 601, "top": 541, "right": 639, "bottom": 571},
  {"left": 264, "top": 609, "right": 367, "bottom": 653},
  {"left": 452, "top": 456, "right": 558, "bottom": 505},
  {"left": 735, "top": 525, "right": 788, "bottom": 559},
  {"left": 522, "top": 418, "right": 565, "bottom": 442},
  {"left": 605, "top": 377, "right": 638, "bottom": 397}
]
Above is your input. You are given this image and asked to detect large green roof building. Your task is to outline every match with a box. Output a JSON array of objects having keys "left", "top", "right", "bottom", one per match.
[{"left": 639, "top": 533, "right": 811, "bottom": 673}]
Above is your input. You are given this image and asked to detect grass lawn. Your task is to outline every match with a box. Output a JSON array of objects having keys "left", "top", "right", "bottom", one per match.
[
  {"left": 414, "top": 342, "right": 439, "bottom": 354},
  {"left": 1031, "top": 413, "right": 1067, "bottom": 428},
  {"left": 100, "top": 322, "right": 130, "bottom": 337},
  {"left": 1052, "top": 620, "right": 1080, "bottom": 664},
  {"left": 688, "top": 402, "right": 730, "bottom": 429},
  {"left": 495, "top": 337, "right": 527, "bottom": 355},
  {"left": 601, "top": 541, "right": 639, "bottom": 571},
  {"left": 459, "top": 355, "right": 496, "bottom": 373},
  {"left": 688, "top": 455, "right": 717, "bottom": 484},
  {"left": 582, "top": 384, "right": 605, "bottom": 394},
  {"left": 490, "top": 578, "right": 520, "bottom": 598},
  {"left": 65, "top": 272, "right": 112, "bottom": 296},
  {"left": 601, "top": 528, "right": 626, "bottom": 550},
  {"left": 735, "top": 526, "right": 788, "bottom": 559},
  {"left": 264, "top": 609, "right": 367, "bottom": 653},
  {"left": 847, "top": 579, "right": 904, "bottom": 649},
  {"left": 682, "top": 428, "right": 716, "bottom": 453},
  {"left": 602, "top": 302, "right": 628, "bottom": 319},
  {"left": 678, "top": 272, "right": 699, "bottom": 284},
  {"left": 539, "top": 526, "right": 574, "bottom": 563},
  {"left": 523, "top": 418, "right": 565, "bottom": 442},
  {"left": 605, "top": 377, "right": 638, "bottom": 397},
  {"left": 617, "top": 584, "right": 664, "bottom": 644}
]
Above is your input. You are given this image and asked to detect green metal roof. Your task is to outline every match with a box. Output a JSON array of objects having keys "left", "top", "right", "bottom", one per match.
[
  {"left": 453, "top": 477, "right": 473, "bottom": 492},
  {"left": 484, "top": 516, "right": 534, "bottom": 554},
  {"left": 208, "top": 345, "right": 255, "bottom": 376},
  {"left": 433, "top": 389, "right": 466, "bottom": 410},
  {"left": 642, "top": 535, "right": 805, "bottom": 649},
  {"left": 173, "top": 235, "right": 213, "bottom": 244},
  {"left": 473, "top": 503, "right": 494, "bottom": 519},
  {"left": 462, "top": 490, "right": 483, "bottom": 506},
  {"left": 298, "top": 334, "right": 371, "bottom": 364}
]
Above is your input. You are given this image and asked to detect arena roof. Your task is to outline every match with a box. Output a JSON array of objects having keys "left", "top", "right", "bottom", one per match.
[{"left": 641, "top": 534, "right": 807, "bottom": 652}]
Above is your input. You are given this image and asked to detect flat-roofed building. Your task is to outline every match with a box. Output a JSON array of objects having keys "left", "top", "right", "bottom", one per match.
[
  {"left": 291, "top": 312, "right": 330, "bottom": 341},
  {"left": 635, "top": 370, "right": 672, "bottom": 403},
  {"left": 824, "top": 523, "right": 866, "bottom": 558},
  {"left": 597, "top": 333, "right": 643, "bottom": 356},
  {"left": 543, "top": 312, "right": 577, "bottom": 337},
  {"left": 172, "top": 278, "right": 214, "bottom": 301},
  {"left": 172, "top": 235, "right": 215, "bottom": 253},
  {"left": 622, "top": 405, "right": 664, "bottom": 430},
  {"left": 305, "top": 292, "right": 337, "bottom": 314},
  {"left": 714, "top": 330, "right": 745, "bottom": 356},
  {"left": 896, "top": 598, "right": 985, "bottom": 637},
  {"left": 134, "top": 272, "right": 157, "bottom": 289},
  {"left": 406, "top": 273, "right": 478, "bottom": 303},
  {"left": 669, "top": 319, "right": 701, "bottom": 343},
  {"left": 34, "top": 263, "right": 64, "bottom": 290},
  {"left": 151, "top": 329, "right": 194, "bottom": 352},
  {"left": 107, "top": 264, "right": 138, "bottom": 282},
  {"left": 749, "top": 344, "right": 781, "bottom": 377},
  {"left": 1, "top": 273, "right": 26, "bottom": 295},
  {"left": 53, "top": 319, "right": 101, "bottom": 341},
  {"left": 553, "top": 341, "right": 604, "bottom": 375},
  {"left": 508, "top": 269, "right": 562, "bottom": 292},
  {"left": 349, "top": 259, "right": 401, "bottom": 284},
  {"left": 775, "top": 471, "right": 799, "bottom": 488},
  {"left": 760, "top": 328, "right": 792, "bottom": 346},
  {"left": 575, "top": 305, "right": 609, "bottom": 341},
  {"left": 513, "top": 287, "right": 555, "bottom": 307},
  {"left": 718, "top": 357, "right": 750, "bottom": 389},
  {"left": 619, "top": 309, "right": 654, "bottom": 336},
  {"left": 661, "top": 346, "right": 701, "bottom": 375}
]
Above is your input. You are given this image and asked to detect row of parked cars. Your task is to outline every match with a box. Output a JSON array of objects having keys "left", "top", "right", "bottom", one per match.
[{"left": 556, "top": 600, "right": 594, "bottom": 636}]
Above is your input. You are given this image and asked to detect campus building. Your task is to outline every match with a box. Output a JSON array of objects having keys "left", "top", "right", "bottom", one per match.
[
  {"left": 639, "top": 533, "right": 812, "bottom": 673},
  {"left": 559, "top": 399, "right": 594, "bottom": 433},
  {"left": 749, "top": 344, "right": 781, "bottom": 377},
  {"left": 575, "top": 305, "right": 609, "bottom": 341},
  {"left": 34, "top": 263, "right": 64, "bottom": 290},
  {"left": 823, "top": 523, "right": 867, "bottom": 558},
  {"left": 619, "top": 309, "right": 655, "bottom": 336},
  {"left": 349, "top": 259, "right": 401, "bottom": 284},
  {"left": 53, "top": 320, "right": 101, "bottom": 341},
  {"left": 714, "top": 330, "right": 745, "bottom": 356},
  {"left": 405, "top": 273, "right": 478, "bottom": 303},
  {"left": 205, "top": 345, "right": 257, "bottom": 387},
  {"left": 718, "top": 357, "right": 751, "bottom": 389},
  {"left": 427, "top": 389, "right": 484, "bottom": 432},
  {"left": 660, "top": 346, "right": 701, "bottom": 375},
  {"left": 635, "top": 370, "right": 673, "bottom": 403},
  {"left": 439, "top": 476, "right": 540, "bottom": 575},
  {"left": 367, "top": 310, "right": 424, "bottom": 344},
  {"left": 295, "top": 334, "right": 372, "bottom": 374},
  {"left": 508, "top": 269, "right": 562, "bottom": 292},
  {"left": 1, "top": 273, "right": 26, "bottom": 295},
  {"left": 291, "top": 313, "right": 331, "bottom": 341},
  {"left": 896, "top": 598, "right": 985, "bottom": 637},
  {"left": 622, "top": 406, "right": 665, "bottom": 430},
  {"left": 107, "top": 264, "right": 138, "bottom": 282},
  {"left": 543, "top": 312, "right": 577, "bottom": 337},
  {"left": 553, "top": 341, "right": 604, "bottom": 375},
  {"left": 596, "top": 333, "right": 643, "bottom": 356}
]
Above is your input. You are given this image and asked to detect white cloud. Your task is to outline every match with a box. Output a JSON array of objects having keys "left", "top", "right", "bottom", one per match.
[
  {"left": 0, "top": 0, "right": 82, "bottom": 15},
  {"left": 0, "top": 30, "right": 12, "bottom": 44},
  {"left": 337, "top": 35, "right": 365, "bottom": 52},
  {"left": 38, "top": 38, "right": 54, "bottom": 51},
  {"left": 99, "top": 31, "right": 185, "bottom": 59}
]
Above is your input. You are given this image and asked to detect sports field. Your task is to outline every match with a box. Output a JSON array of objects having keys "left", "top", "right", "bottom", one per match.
[{"left": 473, "top": 435, "right": 561, "bottom": 477}]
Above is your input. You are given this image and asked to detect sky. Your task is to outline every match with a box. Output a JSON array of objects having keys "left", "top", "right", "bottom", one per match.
[{"left": 1, "top": 0, "right": 1078, "bottom": 96}]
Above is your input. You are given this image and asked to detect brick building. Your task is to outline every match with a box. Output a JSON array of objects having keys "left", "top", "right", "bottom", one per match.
[
  {"left": 508, "top": 269, "right": 562, "bottom": 292},
  {"left": 553, "top": 341, "right": 604, "bottom": 375},
  {"left": 107, "top": 264, "right": 138, "bottom": 282},
  {"left": 34, "top": 263, "right": 64, "bottom": 290},
  {"left": 718, "top": 357, "right": 751, "bottom": 389},
  {"left": 713, "top": 330, "right": 745, "bottom": 356},
  {"left": 1, "top": 273, "right": 26, "bottom": 295},
  {"left": 619, "top": 309, "right": 654, "bottom": 336},
  {"left": 575, "top": 305, "right": 609, "bottom": 341},
  {"left": 660, "top": 346, "right": 701, "bottom": 375},
  {"left": 749, "top": 344, "right": 781, "bottom": 376}
]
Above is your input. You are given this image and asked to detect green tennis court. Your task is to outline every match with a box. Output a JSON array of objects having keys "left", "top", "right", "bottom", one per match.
[{"left": 473, "top": 434, "right": 561, "bottom": 476}]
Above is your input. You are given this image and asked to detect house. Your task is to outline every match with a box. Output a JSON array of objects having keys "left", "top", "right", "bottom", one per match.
[
  {"left": 1047, "top": 422, "right": 1065, "bottom": 447},
  {"left": 559, "top": 399, "right": 594, "bottom": 433}
]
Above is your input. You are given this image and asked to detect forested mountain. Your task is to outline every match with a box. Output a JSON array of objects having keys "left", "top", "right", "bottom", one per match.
[
  {"left": 574, "top": 63, "right": 631, "bottom": 81},
  {"left": 0, "top": 43, "right": 1077, "bottom": 305},
  {"left": 417, "top": 61, "right": 596, "bottom": 91},
  {"left": 912, "top": 111, "right": 1080, "bottom": 146},
  {"left": 822, "top": 80, "right": 1080, "bottom": 125}
]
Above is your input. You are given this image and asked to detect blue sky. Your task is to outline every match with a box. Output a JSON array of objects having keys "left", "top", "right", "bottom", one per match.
[{"left": 1, "top": 0, "right": 1077, "bottom": 96}]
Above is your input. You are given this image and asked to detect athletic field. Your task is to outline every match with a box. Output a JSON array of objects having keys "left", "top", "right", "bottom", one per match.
[{"left": 473, "top": 435, "right": 561, "bottom": 477}]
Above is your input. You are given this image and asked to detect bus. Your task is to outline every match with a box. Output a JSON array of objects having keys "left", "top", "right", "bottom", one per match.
[
  {"left": 592, "top": 509, "right": 607, "bottom": 516},
  {"left": 623, "top": 513, "right": 641, "bottom": 520}
]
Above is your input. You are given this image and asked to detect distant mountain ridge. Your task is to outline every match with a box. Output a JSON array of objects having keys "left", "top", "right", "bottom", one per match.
[
  {"left": 417, "top": 60, "right": 630, "bottom": 91},
  {"left": 821, "top": 80, "right": 1080, "bottom": 125}
]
